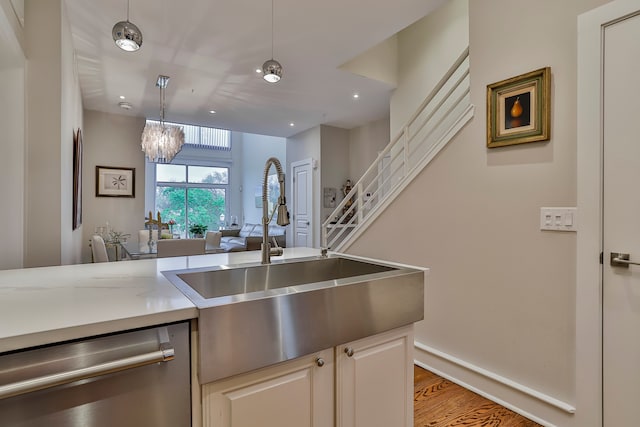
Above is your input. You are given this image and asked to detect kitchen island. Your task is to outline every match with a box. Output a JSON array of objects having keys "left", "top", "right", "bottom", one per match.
[
  {"left": 0, "top": 248, "right": 320, "bottom": 353},
  {"left": 0, "top": 248, "right": 426, "bottom": 427}
]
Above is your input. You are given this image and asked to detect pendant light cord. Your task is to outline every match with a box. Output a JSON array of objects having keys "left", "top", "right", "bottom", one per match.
[
  {"left": 271, "top": 0, "right": 274, "bottom": 59},
  {"left": 159, "top": 84, "right": 165, "bottom": 125},
  {"left": 126, "top": 0, "right": 130, "bottom": 22}
]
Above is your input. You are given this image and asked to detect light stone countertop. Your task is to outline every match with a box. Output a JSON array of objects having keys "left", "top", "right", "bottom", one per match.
[{"left": 0, "top": 247, "right": 321, "bottom": 353}]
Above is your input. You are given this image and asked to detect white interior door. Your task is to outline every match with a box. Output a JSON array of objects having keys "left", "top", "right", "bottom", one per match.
[
  {"left": 291, "top": 159, "right": 313, "bottom": 247},
  {"left": 603, "top": 10, "right": 640, "bottom": 425}
]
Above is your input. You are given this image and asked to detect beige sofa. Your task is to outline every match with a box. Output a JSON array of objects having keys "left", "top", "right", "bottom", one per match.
[{"left": 220, "top": 223, "right": 286, "bottom": 252}]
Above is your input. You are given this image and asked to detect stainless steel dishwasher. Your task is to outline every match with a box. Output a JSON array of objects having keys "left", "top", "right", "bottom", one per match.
[{"left": 0, "top": 321, "right": 191, "bottom": 427}]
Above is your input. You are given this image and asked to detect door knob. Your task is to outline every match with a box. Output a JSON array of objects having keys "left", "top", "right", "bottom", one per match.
[{"left": 610, "top": 252, "right": 640, "bottom": 268}]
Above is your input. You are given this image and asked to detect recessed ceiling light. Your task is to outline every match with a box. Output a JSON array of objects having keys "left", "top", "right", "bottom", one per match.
[
  {"left": 289, "top": 122, "right": 295, "bottom": 127},
  {"left": 256, "top": 68, "right": 262, "bottom": 73},
  {"left": 353, "top": 93, "right": 359, "bottom": 99},
  {"left": 119, "top": 95, "right": 126, "bottom": 99},
  {"left": 209, "top": 110, "right": 216, "bottom": 114}
]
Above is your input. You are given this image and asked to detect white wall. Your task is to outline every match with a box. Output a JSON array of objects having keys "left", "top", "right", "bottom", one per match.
[
  {"left": 0, "top": 0, "right": 24, "bottom": 56},
  {"left": 390, "top": 0, "right": 469, "bottom": 135},
  {"left": 348, "top": 116, "right": 390, "bottom": 181},
  {"left": 286, "top": 125, "right": 355, "bottom": 248},
  {"left": 60, "top": 2, "right": 83, "bottom": 265},
  {"left": 339, "top": 35, "right": 398, "bottom": 86},
  {"left": 24, "top": 0, "right": 82, "bottom": 267},
  {"left": 286, "top": 126, "right": 321, "bottom": 247},
  {"left": 25, "top": 0, "right": 60, "bottom": 267},
  {"left": 0, "top": 65, "right": 24, "bottom": 270},
  {"left": 82, "top": 110, "right": 146, "bottom": 263},
  {"left": 0, "top": 0, "right": 24, "bottom": 270},
  {"left": 320, "top": 126, "right": 350, "bottom": 223},
  {"left": 347, "top": 0, "right": 611, "bottom": 425},
  {"left": 229, "top": 132, "right": 244, "bottom": 226},
  {"left": 240, "top": 133, "right": 286, "bottom": 225}
]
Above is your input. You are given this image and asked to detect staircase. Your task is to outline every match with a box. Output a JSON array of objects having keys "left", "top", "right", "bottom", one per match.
[{"left": 322, "top": 48, "right": 474, "bottom": 251}]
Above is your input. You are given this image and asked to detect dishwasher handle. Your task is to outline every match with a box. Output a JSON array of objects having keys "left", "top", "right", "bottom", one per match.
[{"left": 0, "top": 342, "right": 175, "bottom": 400}]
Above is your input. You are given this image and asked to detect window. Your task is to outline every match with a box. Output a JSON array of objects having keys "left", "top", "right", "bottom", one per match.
[
  {"left": 261, "top": 174, "right": 281, "bottom": 214},
  {"left": 155, "top": 164, "right": 229, "bottom": 237},
  {"left": 146, "top": 120, "right": 231, "bottom": 151}
]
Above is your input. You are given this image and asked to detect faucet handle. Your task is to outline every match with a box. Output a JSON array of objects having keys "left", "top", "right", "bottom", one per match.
[{"left": 270, "top": 246, "right": 284, "bottom": 257}]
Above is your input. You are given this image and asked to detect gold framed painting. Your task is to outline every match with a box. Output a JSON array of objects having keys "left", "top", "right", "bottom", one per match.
[{"left": 486, "top": 67, "right": 550, "bottom": 148}]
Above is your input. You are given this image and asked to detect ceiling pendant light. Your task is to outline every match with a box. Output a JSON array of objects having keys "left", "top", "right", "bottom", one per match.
[
  {"left": 112, "top": 0, "right": 143, "bottom": 52},
  {"left": 141, "top": 75, "right": 185, "bottom": 163},
  {"left": 262, "top": 0, "right": 283, "bottom": 83}
]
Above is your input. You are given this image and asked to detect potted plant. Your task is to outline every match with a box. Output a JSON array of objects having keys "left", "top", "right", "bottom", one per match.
[{"left": 189, "top": 223, "right": 207, "bottom": 238}]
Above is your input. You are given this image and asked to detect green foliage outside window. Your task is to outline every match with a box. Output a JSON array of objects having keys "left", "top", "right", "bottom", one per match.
[{"left": 155, "top": 167, "right": 228, "bottom": 238}]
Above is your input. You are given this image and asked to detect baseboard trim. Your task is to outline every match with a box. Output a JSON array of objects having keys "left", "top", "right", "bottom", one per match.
[{"left": 414, "top": 341, "right": 576, "bottom": 420}]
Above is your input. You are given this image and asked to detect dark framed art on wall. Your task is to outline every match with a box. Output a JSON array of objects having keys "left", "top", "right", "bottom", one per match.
[
  {"left": 95, "top": 166, "right": 135, "bottom": 198},
  {"left": 72, "top": 128, "right": 83, "bottom": 229}
]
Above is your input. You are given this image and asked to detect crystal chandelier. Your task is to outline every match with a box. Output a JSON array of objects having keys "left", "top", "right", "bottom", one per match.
[{"left": 141, "top": 75, "right": 185, "bottom": 163}]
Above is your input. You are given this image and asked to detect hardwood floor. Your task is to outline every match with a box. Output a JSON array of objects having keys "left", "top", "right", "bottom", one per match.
[{"left": 414, "top": 366, "right": 541, "bottom": 426}]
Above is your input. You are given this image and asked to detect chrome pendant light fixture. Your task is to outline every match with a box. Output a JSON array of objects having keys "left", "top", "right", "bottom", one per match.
[
  {"left": 141, "top": 75, "right": 185, "bottom": 163},
  {"left": 112, "top": 0, "right": 143, "bottom": 52},
  {"left": 262, "top": 0, "right": 283, "bottom": 83}
]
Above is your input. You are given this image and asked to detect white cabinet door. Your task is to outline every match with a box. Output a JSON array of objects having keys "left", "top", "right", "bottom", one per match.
[
  {"left": 336, "top": 325, "right": 414, "bottom": 427},
  {"left": 201, "top": 348, "right": 333, "bottom": 427}
]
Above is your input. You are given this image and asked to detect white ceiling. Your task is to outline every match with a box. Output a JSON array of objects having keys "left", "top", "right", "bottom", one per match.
[{"left": 63, "top": 0, "right": 444, "bottom": 137}]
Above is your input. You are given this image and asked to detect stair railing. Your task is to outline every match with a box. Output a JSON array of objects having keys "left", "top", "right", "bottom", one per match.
[{"left": 322, "top": 47, "right": 473, "bottom": 251}]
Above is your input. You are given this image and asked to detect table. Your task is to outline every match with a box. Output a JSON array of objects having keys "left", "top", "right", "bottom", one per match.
[{"left": 120, "top": 241, "right": 157, "bottom": 260}]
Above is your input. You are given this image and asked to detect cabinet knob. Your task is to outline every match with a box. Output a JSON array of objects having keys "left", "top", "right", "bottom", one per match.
[
  {"left": 316, "top": 357, "right": 325, "bottom": 367},
  {"left": 344, "top": 347, "right": 354, "bottom": 357}
]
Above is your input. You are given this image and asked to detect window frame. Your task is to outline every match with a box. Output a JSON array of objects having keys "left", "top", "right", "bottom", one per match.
[{"left": 154, "top": 163, "right": 230, "bottom": 235}]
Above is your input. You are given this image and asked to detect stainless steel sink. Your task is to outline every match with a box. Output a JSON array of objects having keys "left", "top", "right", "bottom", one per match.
[
  {"left": 163, "top": 255, "right": 424, "bottom": 383},
  {"left": 173, "top": 256, "right": 396, "bottom": 300}
]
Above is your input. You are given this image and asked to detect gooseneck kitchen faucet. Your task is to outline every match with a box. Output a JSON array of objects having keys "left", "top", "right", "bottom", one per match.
[{"left": 261, "top": 157, "right": 290, "bottom": 264}]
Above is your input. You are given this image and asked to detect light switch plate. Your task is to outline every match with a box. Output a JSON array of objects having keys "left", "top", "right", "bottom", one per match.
[{"left": 540, "top": 207, "right": 577, "bottom": 232}]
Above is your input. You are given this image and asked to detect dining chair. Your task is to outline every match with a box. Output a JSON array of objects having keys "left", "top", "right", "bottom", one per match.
[
  {"left": 91, "top": 235, "right": 109, "bottom": 263},
  {"left": 205, "top": 231, "right": 224, "bottom": 254},
  {"left": 156, "top": 239, "right": 206, "bottom": 258}
]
